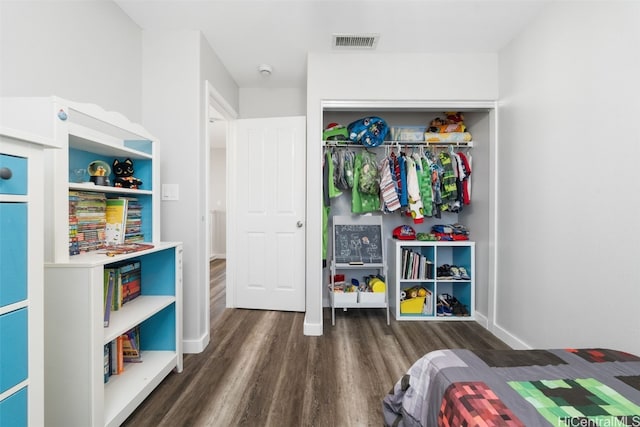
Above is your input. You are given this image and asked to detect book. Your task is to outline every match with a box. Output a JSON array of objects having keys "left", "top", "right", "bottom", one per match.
[
  {"left": 105, "top": 198, "right": 128, "bottom": 245},
  {"left": 103, "top": 270, "right": 115, "bottom": 327},
  {"left": 122, "top": 327, "right": 142, "bottom": 363},
  {"left": 69, "top": 190, "right": 106, "bottom": 254},
  {"left": 98, "top": 242, "right": 155, "bottom": 257},
  {"left": 110, "top": 340, "right": 117, "bottom": 375},
  {"left": 116, "top": 335, "right": 124, "bottom": 374},
  {"left": 120, "top": 261, "right": 142, "bottom": 305},
  {"left": 106, "top": 260, "right": 142, "bottom": 310},
  {"left": 120, "top": 197, "right": 144, "bottom": 243},
  {"left": 104, "top": 344, "right": 110, "bottom": 383},
  {"left": 121, "top": 273, "right": 141, "bottom": 304}
]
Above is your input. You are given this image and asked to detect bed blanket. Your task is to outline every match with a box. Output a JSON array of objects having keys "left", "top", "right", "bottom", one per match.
[{"left": 383, "top": 348, "right": 640, "bottom": 427}]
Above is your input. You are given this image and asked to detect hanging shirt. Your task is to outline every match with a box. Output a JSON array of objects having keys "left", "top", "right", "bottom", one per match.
[
  {"left": 457, "top": 151, "right": 472, "bottom": 205},
  {"left": 398, "top": 153, "right": 408, "bottom": 207},
  {"left": 390, "top": 151, "right": 406, "bottom": 207},
  {"left": 326, "top": 150, "right": 342, "bottom": 199},
  {"left": 378, "top": 157, "right": 401, "bottom": 212},
  {"left": 405, "top": 156, "right": 424, "bottom": 224},
  {"left": 414, "top": 153, "right": 433, "bottom": 217},
  {"left": 438, "top": 151, "right": 457, "bottom": 205},
  {"left": 351, "top": 152, "right": 380, "bottom": 214}
]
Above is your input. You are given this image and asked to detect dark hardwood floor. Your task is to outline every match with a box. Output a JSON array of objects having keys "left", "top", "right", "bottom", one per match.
[{"left": 123, "top": 259, "right": 510, "bottom": 426}]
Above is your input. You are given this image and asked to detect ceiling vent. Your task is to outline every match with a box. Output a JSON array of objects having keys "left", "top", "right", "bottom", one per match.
[{"left": 332, "top": 33, "right": 379, "bottom": 49}]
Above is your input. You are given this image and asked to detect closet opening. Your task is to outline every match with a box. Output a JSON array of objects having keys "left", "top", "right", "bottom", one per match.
[{"left": 319, "top": 102, "right": 496, "bottom": 330}]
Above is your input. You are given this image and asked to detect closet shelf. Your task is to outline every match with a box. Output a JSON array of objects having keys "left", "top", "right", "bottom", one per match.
[{"left": 323, "top": 140, "right": 474, "bottom": 148}]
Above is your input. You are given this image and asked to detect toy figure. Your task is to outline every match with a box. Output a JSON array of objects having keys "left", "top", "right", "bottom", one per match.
[{"left": 113, "top": 158, "right": 143, "bottom": 189}]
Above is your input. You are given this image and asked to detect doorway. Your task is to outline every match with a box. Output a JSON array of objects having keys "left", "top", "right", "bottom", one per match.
[
  {"left": 208, "top": 119, "right": 226, "bottom": 261},
  {"left": 205, "top": 81, "right": 237, "bottom": 336}
]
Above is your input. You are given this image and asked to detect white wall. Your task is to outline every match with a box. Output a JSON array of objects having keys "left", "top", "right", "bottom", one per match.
[
  {"left": 239, "top": 88, "right": 306, "bottom": 118},
  {"left": 497, "top": 2, "right": 640, "bottom": 355},
  {"left": 305, "top": 52, "right": 499, "bottom": 335},
  {"left": 141, "top": 30, "right": 239, "bottom": 353},
  {"left": 141, "top": 30, "right": 205, "bottom": 352},
  {"left": 0, "top": 1, "right": 142, "bottom": 121}
]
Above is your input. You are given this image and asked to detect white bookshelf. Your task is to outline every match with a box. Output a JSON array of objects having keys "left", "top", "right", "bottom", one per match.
[{"left": 1, "top": 97, "right": 182, "bottom": 427}]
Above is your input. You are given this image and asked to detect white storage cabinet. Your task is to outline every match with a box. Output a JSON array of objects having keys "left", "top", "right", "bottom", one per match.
[{"left": 0, "top": 128, "right": 57, "bottom": 426}]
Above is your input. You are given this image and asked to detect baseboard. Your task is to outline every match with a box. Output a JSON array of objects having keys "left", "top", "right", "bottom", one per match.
[
  {"left": 210, "top": 253, "right": 226, "bottom": 260},
  {"left": 182, "top": 331, "right": 211, "bottom": 354},
  {"left": 473, "top": 311, "right": 489, "bottom": 329},
  {"left": 472, "top": 310, "right": 531, "bottom": 350},
  {"left": 303, "top": 314, "right": 323, "bottom": 336},
  {"left": 489, "top": 322, "right": 531, "bottom": 350}
]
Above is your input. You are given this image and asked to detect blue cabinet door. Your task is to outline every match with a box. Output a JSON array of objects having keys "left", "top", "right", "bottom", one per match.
[
  {"left": 0, "top": 203, "right": 28, "bottom": 307},
  {"left": 0, "top": 387, "right": 27, "bottom": 427},
  {"left": 0, "top": 308, "right": 28, "bottom": 393}
]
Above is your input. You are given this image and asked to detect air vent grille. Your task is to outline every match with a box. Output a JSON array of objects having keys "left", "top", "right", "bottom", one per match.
[{"left": 333, "top": 33, "right": 379, "bottom": 49}]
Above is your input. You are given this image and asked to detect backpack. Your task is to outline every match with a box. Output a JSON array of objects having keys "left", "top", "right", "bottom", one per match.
[{"left": 347, "top": 117, "right": 389, "bottom": 147}]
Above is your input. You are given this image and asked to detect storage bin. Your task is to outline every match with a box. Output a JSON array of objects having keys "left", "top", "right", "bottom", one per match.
[
  {"left": 400, "top": 296, "right": 425, "bottom": 314},
  {"left": 358, "top": 291, "right": 385, "bottom": 304},
  {"left": 332, "top": 291, "right": 357, "bottom": 305},
  {"left": 390, "top": 126, "right": 426, "bottom": 142}
]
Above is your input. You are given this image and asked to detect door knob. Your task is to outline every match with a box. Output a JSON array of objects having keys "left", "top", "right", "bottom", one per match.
[
  {"left": 297, "top": 221, "right": 304, "bottom": 228},
  {"left": 0, "top": 167, "right": 12, "bottom": 180}
]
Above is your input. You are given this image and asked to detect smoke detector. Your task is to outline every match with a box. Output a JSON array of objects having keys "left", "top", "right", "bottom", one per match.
[
  {"left": 258, "top": 64, "right": 272, "bottom": 76},
  {"left": 333, "top": 33, "right": 379, "bottom": 49}
]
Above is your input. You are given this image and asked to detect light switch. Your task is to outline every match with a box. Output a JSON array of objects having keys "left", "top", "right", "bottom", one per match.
[{"left": 162, "top": 184, "right": 179, "bottom": 201}]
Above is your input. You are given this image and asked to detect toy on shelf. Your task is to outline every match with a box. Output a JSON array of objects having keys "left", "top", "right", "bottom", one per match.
[
  {"left": 444, "top": 111, "right": 465, "bottom": 124},
  {"left": 113, "top": 158, "right": 143, "bottom": 189},
  {"left": 400, "top": 286, "right": 432, "bottom": 315},
  {"left": 88, "top": 160, "right": 111, "bottom": 186}
]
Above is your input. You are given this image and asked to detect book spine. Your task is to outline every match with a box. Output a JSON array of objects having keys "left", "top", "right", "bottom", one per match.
[
  {"left": 104, "top": 270, "right": 115, "bottom": 327},
  {"left": 104, "top": 344, "right": 110, "bottom": 383},
  {"left": 117, "top": 336, "right": 124, "bottom": 374}
]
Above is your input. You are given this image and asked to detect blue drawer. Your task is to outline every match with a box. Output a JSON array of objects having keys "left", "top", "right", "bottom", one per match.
[
  {"left": 0, "top": 387, "right": 27, "bottom": 427},
  {"left": 0, "top": 308, "right": 28, "bottom": 394},
  {"left": 0, "top": 203, "right": 27, "bottom": 307},
  {"left": 0, "top": 154, "right": 27, "bottom": 196}
]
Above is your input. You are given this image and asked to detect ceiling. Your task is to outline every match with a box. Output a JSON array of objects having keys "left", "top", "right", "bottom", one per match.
[{"left": 115, "top": 0, "right": 551, "bottom": 90}]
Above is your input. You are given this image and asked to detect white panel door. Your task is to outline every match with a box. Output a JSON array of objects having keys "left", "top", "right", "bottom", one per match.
[{"left": 233, "top": 117, "right": 306, "bottom": 311}]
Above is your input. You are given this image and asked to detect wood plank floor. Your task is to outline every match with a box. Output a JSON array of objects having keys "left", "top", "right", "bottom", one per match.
[{"left": 123, "top": 259, "right": 510, "bottom": 426}]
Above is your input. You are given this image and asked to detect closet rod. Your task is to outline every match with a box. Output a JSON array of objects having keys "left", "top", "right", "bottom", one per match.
[{"left": 323, "top": 141, "right": 474, "bottom": 148}]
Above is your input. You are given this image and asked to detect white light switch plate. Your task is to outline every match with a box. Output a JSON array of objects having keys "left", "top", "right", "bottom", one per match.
[{"left": 162, "top": 184, "right": 179, "bottom": 200}]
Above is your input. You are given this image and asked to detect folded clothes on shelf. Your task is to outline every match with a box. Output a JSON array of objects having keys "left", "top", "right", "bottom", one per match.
[{"left": 431, "top": 223, "right": 470, "bottom": 240}]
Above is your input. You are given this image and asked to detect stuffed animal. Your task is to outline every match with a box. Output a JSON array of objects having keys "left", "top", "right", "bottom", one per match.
[
  {"left": 112, "top": 158, "right": 143, "bottom": 189},
  {"left": 444, "top": 111, "right": 465, "bottom": 124},
  {"left": 427, "top": 117, "right": 446, "bottom": 133}
]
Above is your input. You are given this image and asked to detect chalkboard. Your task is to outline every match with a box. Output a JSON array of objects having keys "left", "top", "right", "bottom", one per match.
[{"left": 333, "top": 216, "right": 383, "bottom": 265}]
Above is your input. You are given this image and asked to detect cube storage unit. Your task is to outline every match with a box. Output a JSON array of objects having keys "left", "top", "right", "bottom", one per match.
[{"left": 388, "top": 239, "right": 475, "bottom": 320}]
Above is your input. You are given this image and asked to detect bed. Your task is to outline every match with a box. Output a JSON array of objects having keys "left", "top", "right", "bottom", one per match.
[{"left": 383, "top": 348, "right": 640, "bottom": 426}]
